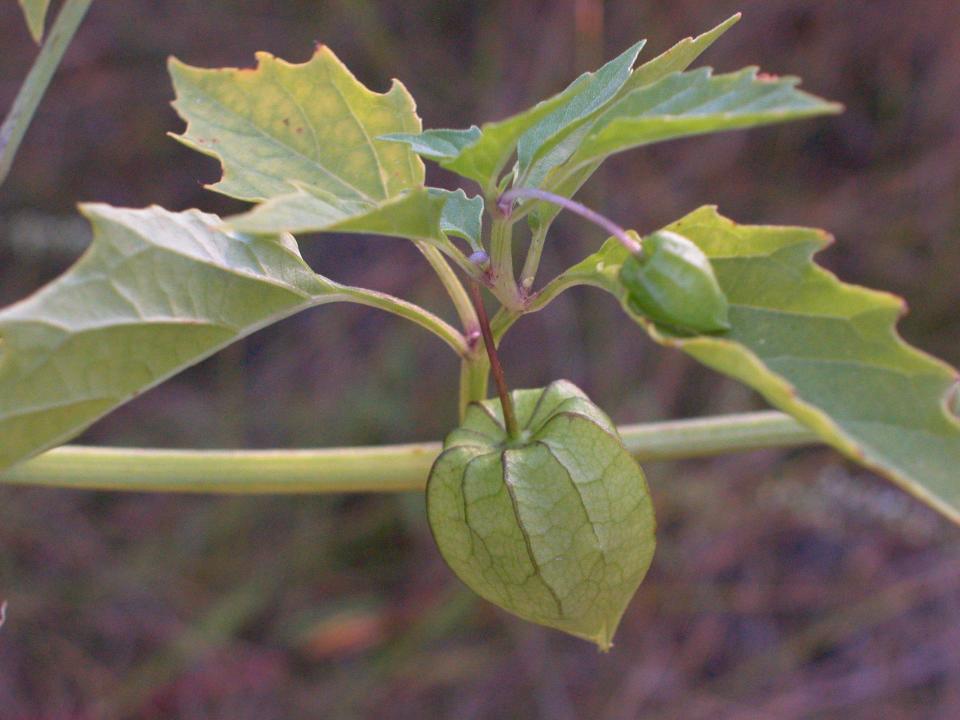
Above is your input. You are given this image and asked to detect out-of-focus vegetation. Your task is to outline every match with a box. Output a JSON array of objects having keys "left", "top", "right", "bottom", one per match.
[{"left": 1, "top": 1, "right": 958, "bottom": 717}]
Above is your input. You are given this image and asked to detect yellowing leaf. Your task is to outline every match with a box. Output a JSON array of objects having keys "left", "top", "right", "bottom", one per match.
[
  {"left": 17, "top": 0, "right": 50, "bottom": 43},
  {"left": 169, "top": 47, "right": 424, "bottom": 203}
]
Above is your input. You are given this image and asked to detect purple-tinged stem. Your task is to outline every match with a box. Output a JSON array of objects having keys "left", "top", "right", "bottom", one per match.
[
  {"left": 469, "top": 281, "right": 520, "bottom": 440},
  {"left": 498, "top": 187, "right": 642, "bottom": 255}
]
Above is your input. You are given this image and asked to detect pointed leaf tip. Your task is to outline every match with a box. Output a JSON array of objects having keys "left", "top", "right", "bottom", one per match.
[{"left": 17, "top": 0, "right": 50, "bottom": 43}]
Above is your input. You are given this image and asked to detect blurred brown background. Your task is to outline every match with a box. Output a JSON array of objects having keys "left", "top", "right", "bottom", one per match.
[{"left": 2, "top": 1, "right": 959, "bottom": 718}]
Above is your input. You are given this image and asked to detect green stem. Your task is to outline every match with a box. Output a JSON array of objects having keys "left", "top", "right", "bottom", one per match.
[
  {"left": 490, "top": 306, "right": 520, "bottom": 344},
  {"left": 489, "top": 217, "right": 523, "bottom": 309},
  {"left": 0, "top": 0, "right": 93, "bottom": 186},
  {"left": 458, "top": 353, "right": 490, "bottom": 421},
  {"left": 490, "top": 271, "right": 608, "bottom": 340},
  {"left": 413, "top": 242, "right": 479, "bottom": 334},
  {"left": 519, "top": 224, "right": 549, "bottom": 292},
  {"left": 436, "top": 240, "right": 483, "bottom": 279},
  {"left": 335, "top": 283, "right": 468, "bottom": 356},
  {"left": 0, "top": 412, "right": 819, "bottom": 493}
]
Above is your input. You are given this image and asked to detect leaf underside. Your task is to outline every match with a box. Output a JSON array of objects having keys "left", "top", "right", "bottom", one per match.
[
  {"left": 0, "top": 206, "right": 344, "bottom": 473},
  {"left": 381, "top": 12, "right": 839, "bottom": 213},
  {"left": 563, "top": 207, "right": 960, "bottom": 522},
  {"left": 225, "top": 185, "right": 446, "bottom": 240},
  {"left": 515, "top": 39, "right": 646, "bottom": 181},
  {"left": 431, "top": 188, "right": 484, "bottom": 250}
]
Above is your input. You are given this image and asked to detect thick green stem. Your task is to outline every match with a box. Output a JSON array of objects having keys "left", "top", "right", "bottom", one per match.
[
  {"left": 0, "top": 412, "right": 819, "bottom": 493},
  {"left": 520, "top": 224, "right": 549, "bottom": 292},
  {"left": 458, "top": 353, "right": 490, "bottom": 421},
  {"left": 488, "top": 217, "right": 523, "bottom": 309},
  {"left": 1, "top": 0, "right": 93, "bottom": 186}
]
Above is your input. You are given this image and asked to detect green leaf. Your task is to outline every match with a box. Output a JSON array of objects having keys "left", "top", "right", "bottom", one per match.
[
  {"left": 427, "top": 380, "right": 655, "bottom": 649},
  {"left": 382, "top": 88, "right": 575, "bottom": 191},
  {"left": 17, "top": 0, "right": 50, "bottom": 43},
  {"left": 619, "top": 13, "right": 741, "bottom": 95},
  {"left": 225, "top": 185, "right": 446, "bottom": 240},
  {"left": 560, "top": 67, "right": 841, "bottom": 173},
  {"left": 430, "top": 188, "right": 484, "bottom": 250},
  {"left": 527, "top": 14, "right": 742, "bottom": 227},
  {"left": 383, "top": 44, "right": 646, "bottom": 193},
  {"left": 385, "top": 15, "right": 744, "bottom": 197},
  {"left": 225, "top": 186, "right": 484, "bottom": 254},
  {"left": 168, "top": 47, "right": 424, "bottom": 203},
  {"left": 558, "top": 207, "right": 960, "bottom": 523},
  {"left": 515, "top": 40, "right": 645, "bottom": 182},
  {"left": 0, "top": 205, "right": 347, "bottom": 472},
  {"left": 381, "top": 127, "right": 482, "bottom": 162}
]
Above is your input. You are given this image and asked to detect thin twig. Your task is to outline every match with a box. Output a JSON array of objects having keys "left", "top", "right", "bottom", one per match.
[
  {"left": 498, "top": 187, "right": 642, "bottom": 254},
  {"left": 469, "top": 280, "right": 520, "bottom": 439}
]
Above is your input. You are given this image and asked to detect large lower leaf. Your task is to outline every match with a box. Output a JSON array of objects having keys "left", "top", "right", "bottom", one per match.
[
  {"left": 0, "top": 205, "right": 348, "bottom": 472},
  {"left": 169, "top": 47, "right": 424, "bottom": 203},
  {"left": 551, "top": 207, "right": 960, "bottom": 522}
]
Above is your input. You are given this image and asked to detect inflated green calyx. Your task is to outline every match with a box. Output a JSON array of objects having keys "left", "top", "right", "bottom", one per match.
[
  {"left": 427, "top": 380, "right": 656, "bottom": 650},
  {"left": 620, "top": 230, "right": 731, "bottom": 334}
]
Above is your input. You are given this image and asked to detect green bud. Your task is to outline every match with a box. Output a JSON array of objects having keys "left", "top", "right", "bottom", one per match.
[
  {"left": 619, "top": 230, "right": 731, "bottom": 334},
  {"left": 427, "top": 380, "right": 656, "bottom": 650}
]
